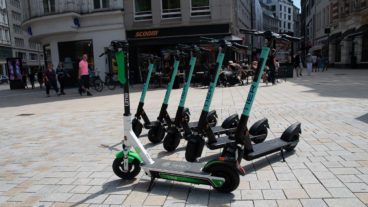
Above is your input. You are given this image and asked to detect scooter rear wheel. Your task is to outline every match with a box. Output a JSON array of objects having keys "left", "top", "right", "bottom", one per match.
[
  {"left": 210, "top": 165, "right": 240, "bottom": 193},
  {"left": 132, "top": 118, "right": 143, "bottom": 137},
  {"left": 148, "top": 124, "right": 165, "bottom": 143},
  {"left": 112, "top": 158, "right": 141, "bottom": 180},
  {"left": 163, "top": 129, "right": 182, "bottom": 152},
  {"left": 251, "top": 127, "right": 268, "bottom": 144},
  {"left": 284, "top": 135, "right": 299, "bottom": 152}
]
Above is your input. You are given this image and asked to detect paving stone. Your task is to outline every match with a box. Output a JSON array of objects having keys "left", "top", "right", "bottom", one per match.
[
  {"left": 319, "top": 179, "right": 345, "bottom": 188},
  {"left": 327, "top": 188, "right": 356, "bottom": 198},
  {"left": 283, "top": 188, "right": 309, "bottom": 199},
  {"left": 241, "top": 190, "right": 263, "bottom": 200},
  {"left": 103, "top": 194, "right": 127, "bottom": 205},
  {"left": 300, "top": 199, "right": 328, "bottom": 207},
  {"left": 355, "top": 193, "right": 368, "bottom": 204},
  {"left": 253, "top": 200, "right": 277, "bottom": 207},
  {"left": 269, "top": 181, "right": 301, "bottom": 189},
  {"left": 250, "top": 181, "right": 270, "bottom": 190},
  {"left": 324, "top": 198, "right": 366, "bottom": 207},
  {"left": 262, "top": 189, "right": 286, "bottom": 199},
  {"left": 303, "top": 184, "right": 332, "bottom": 198},
  {"left": 41, "top": 193, "right": 73, "bottom": 202},
  {"left": 230, "top": 200, "right": 253, "bottom": 207},
  {"left": 345, "top": 182, "right": 368, "bottom": 193},
  {"left": 276, "top": 199, "right": 302, "bottom": 207}
]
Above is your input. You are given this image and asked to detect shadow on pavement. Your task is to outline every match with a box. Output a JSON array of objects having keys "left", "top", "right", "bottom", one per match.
[
  {"left": 356, "top": 113, "right": 368, "bottom": 124},
  {"left": 0, "top": 84, "right": 167, "bottom": 108}
]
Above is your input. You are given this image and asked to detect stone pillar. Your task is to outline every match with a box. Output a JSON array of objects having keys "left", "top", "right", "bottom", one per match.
[
  {"left": 151, "top": 0, "right": 161, "bottom": 26},
  {"left": 329, "top": 42, "right": 335, "bottom": 64},
  {"left": 340, "top": 40, "right": 351, "bottom": 65},
  {"left": 355, "top": 37, "right": 362, "bottom": 63},
  {"left": 180, "top": 0, "right": 190, "bottom": 24}
]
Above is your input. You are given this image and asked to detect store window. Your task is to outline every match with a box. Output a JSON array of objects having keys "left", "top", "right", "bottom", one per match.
[
  {"left": 15, "top": 38, "right": 24, "bottom": 48},
  {"left": 191, "top": 0, "right": 210, "bottom": 16},
  {"left": 161, "top": 0, "right": 181, "bottom": 18},
  {"left": 362, "top": 34, "right": 368, "bottom": 62},
  {"left": 94, "top": 0, "right": 109, "bottom": 10},
  {"left": 43, "top": 0, "right": 55, "bottom": 14},
  {"left": 134, "top": 0, "right": 152, "bottom": 21}
]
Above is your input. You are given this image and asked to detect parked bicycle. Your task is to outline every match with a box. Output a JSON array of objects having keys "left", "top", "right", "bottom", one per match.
[
  {"left": 90, "top": 70, "right": 104, "bottom": 92},
  {"left": 105, "top": 72, "right": 117, "bottom": 90}
]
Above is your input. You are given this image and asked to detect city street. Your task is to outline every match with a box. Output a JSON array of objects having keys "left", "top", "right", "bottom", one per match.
[{"left": 0, "top": 69, "right": 368, "bottom": 207}]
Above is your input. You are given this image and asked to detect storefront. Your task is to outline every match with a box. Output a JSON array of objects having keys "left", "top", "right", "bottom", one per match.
[
  {"left": 126, "top": 24, "right": 245, "bottom": 84},
  {"left": 0, "top": 46, "right": 13, "bottom": 76}
]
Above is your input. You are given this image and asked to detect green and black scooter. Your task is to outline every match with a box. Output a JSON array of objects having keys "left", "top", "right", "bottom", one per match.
[
  {"left": 131, "top": 54, "right": 162, "bottom": 137},
  {"left": 163, "top": 38, "right": 270, "bottom": 152},
  {"left": 185, "top": 31, "right": 301, "bottom": 162}
]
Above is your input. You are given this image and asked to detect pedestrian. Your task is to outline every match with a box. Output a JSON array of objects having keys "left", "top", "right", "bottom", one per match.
[
  {"left": 37, "top": 68, "right": 44, "bottom": 89},
  {"left": 306, "top": 53, "right": 313, "bottom": 76},
  {"left": 56, "top": 62, "right": 69, "bottom": 95},
  {"left": 323, "top": 57, "right": 329, "bottom": 72},
  {"left": 267, "top": 48, "right": 276, "bottom": 85},
  {"left": 44, "top": 63, "right": 60, "bottom": 97},
  {"left": 293, "top": 54, "right": 301, "bottom": 77},
  {"left": 29, "top": 69, "right": 35, "bottom": 89},
  {"left": 317, "top": 55, "right": 323, "bottom": 72},
  {"left": 78, "top": 54, "right": 92, "bottom": 96}
]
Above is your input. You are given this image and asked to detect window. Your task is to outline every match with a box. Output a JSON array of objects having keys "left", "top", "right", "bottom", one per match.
[
  {"left": 280, "top": 5, "right": 282, "bottom": 11},
  {"left": 191, "top": 0, "right": 210, "bottom": 16},
  {"left": 13, "top": 24, "right": 22, "bottom": 34},
  {"left": 288, "top": 15, "right": 291, "bottom": 20},
  {"left": 43, "top": 0, "right": 55, "bottom": 13},
  {"left": 288, "top": 23, "right": 291, "bottom": 29},
  {"left": 10, "top": 0, "right": 20, "bottom": 8},
  {"left": 161, "top": 0, "right": 181, "bottom": 18},
  {"left": 288, "top": 7, "right": 291, "bottom": 13},
  {"left": 134, "top": 0, "right": 152, "bottom": 21},
  {"left": 94, "top": 0, "right": 109, "bottom": 9},
  {"left": 30, "top": 53, "right": 38, "bottom": 61},
  {"left": 362, "top": 34, "right": 368, "bottom": 62},
  {"left": 12, "top": 11, "right": 22, "bottom": 22},
  {"left": 15, "top": 52, "right": 26, "bottom": 60},
  {"left": 14, "top": 38, "right": 24, "bottom": 48}
]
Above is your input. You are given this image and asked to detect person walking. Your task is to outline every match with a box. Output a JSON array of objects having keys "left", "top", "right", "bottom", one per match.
[
  {"left": 56, "top": 62, "right": 68, "bottom": 95},
  {"left": 22, "top": 69, "right": 28, "bottom": 89},
  {"left": 78, "top": 54, "right": 92, "bottom": 96},
  {"left": 306, "top": 53, "right": 313, "bottom": 76},
  {"left": 44, "top": 63, "right": 60, "bottom": 97},
  {"left": 267, "top": 49, "right": 276, "bottom": 85},
  {"left": 29, "top": 69, "right": 35, "bottom": 89}
]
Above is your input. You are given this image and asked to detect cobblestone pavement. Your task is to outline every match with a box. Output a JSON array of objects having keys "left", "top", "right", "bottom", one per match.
[{"left": 0, "top": 69, "right": 368, "bottom": 207}]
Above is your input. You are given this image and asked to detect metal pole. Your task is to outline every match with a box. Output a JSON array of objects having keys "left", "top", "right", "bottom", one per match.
[{"left": 250, "top": 0, "right": 254, "bottom": 62}]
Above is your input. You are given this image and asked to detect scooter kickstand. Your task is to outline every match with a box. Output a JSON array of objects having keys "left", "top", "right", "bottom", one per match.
[
  {"left": 147, "top": 176, "right": 156, "bottom": 192},
  {"left": 280, "top": 148, "right": 285, "bottom": 162}
]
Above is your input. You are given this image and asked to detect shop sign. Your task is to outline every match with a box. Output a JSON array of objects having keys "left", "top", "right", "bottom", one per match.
[{"left": 135, "top": 30, "right": 159, "bottom": 38}]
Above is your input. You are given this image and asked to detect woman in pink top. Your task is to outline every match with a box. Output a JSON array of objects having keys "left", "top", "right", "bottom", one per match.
[{"left": 78, "top": 54, "right": 92, "bottom": 96}]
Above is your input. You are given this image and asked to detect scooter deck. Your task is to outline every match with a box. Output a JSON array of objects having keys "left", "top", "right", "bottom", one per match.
[
  {"left": 207, "top": 136, "right": 235, "bottom": 150},
  {"left": 142, "top": 159, "right": 224, "bottom": 183},
  {"left": 245, "top": 138, "right": 295, "bottom": 161}
]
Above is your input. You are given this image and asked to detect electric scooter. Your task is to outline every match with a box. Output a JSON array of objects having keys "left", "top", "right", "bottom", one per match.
[
  {"left": 132, "top": 54, "right": 161, "bottom": 137},
  {"left": 163, "top": 38, "right": 269, "bottom": 153},
  {"left": 112, "top": 41, "right": 245, "bottom": 193},
  {"left": 185, "top": 31, "right": 301, "bottom": 163}
]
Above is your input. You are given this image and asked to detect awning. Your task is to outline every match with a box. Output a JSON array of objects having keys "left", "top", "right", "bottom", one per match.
[
  {"left": 342, "top": 28, "right": 356, "bottom": 39},
  {"left": 328, "top": 32, "right": 342, "bottom": 42},
  {"left": 347, "top": 24, "right": 368, "bottom": 37}
]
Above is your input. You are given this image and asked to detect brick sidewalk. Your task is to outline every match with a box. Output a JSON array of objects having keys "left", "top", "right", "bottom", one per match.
[{"left": 0, "top": 69, "right": 367, "bottom": 207}]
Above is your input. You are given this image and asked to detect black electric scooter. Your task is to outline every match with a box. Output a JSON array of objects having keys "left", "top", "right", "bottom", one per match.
[
  {"left": 132, "top": 54, "right": 161, "bottom": 137},
  {"left": 163, "top": 39, "right": 270, "bottom": 152},
  {"left": 185, "top": 31, "right": 301, "bottom": 163}
]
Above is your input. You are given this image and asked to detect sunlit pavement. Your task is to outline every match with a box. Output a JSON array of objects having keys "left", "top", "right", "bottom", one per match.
[{"left": 0, "top": 69, "right": 367, "bottom": 207}]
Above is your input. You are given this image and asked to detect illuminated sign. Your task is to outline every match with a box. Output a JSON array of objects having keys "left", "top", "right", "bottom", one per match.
[{"left": 135, "top": 30, "right": 159, "bottom": 38}]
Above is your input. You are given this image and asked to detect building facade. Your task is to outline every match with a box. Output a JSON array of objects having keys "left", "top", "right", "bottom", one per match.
[
  {"left": 123, "top": 0, "right": 252, "bottom": 83},
  {"left": 302, "top": 0, "right": 368, "bottom": 68},
  {"left": 260, "top": 1, "right": 280, "bottom": 33},
  {"left": 6, "top": 0, "right": 44, "bottom": 73},
  {"left": 22, "top": 0, "right": 125, "bottom": 85},
  {"left": 261, "top": 0, "right": 295, "bottom": 33},
  {"left": 0, "top": 0, "right": 11, "bottom": 75}
]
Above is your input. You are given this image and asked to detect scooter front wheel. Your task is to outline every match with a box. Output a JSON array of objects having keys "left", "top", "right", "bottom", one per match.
[
  {"left": 163, "top": 129, "right": 181, "bottom": 152},
  {"left": 147, "top": 124, "right": 165, "bottom": 143},
  {"left": 112, "top": 158, "right": 141, "bottom": 180},
  {"left": 132, "top": 118, "right": 143, "bottom": 137},
  {"left": 210, "top": 165, "right": 240, "bottom": 193}
]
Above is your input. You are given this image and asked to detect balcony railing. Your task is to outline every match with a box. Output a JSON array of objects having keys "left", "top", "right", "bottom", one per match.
[
  {"left": 191, "top": 5, "right": 210, "bottom": 17},
  {"left": 161, "top": 8, "right": 181, "bottom": 19},
  {"left": 134, "top": 11, "right": 152, "bottom": 21}
]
